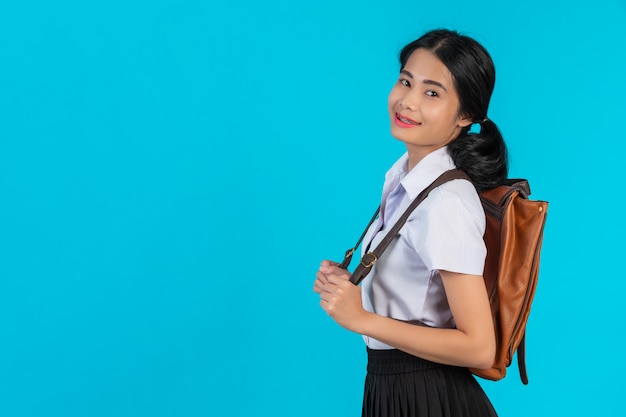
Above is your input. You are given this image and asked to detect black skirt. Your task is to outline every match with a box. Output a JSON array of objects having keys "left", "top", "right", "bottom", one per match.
[{"left": 362, "top": 348, "right": 498, "bottom": 417}]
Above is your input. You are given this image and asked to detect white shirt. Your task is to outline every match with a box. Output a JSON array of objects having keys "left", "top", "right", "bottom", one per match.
[{"left": 361, "top": 147, "right": 487, "bottom": 349}]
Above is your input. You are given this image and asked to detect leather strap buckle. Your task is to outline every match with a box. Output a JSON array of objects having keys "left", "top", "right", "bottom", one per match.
[{"left": 360, "top": 252, "right": 378, "bottom": 268}]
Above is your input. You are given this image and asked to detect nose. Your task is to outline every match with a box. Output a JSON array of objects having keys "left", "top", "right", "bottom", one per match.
[{"left": 398, "top": 89, "right": 420, "bottom": 111}]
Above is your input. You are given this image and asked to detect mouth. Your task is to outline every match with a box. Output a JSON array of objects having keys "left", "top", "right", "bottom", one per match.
[{"left": 395, "top": 113, "right": 420, "bottom": 128}]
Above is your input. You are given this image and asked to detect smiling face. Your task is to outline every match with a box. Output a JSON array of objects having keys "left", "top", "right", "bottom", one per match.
[{"left": 388, "top": 48, "right": 472, "bottom": 168}]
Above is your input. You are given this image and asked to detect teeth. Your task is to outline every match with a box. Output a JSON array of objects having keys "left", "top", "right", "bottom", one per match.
[{"left": 399, "top": 115, "right": 416, "bottom": 124}]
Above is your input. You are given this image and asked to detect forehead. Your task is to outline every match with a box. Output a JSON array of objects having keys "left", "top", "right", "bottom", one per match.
[{"left": 403, "top": 48, "right": 454, "bottom": 86}]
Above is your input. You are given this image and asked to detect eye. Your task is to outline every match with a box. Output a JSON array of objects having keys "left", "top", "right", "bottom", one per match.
[
  {"left": 426, "top": 90, "right": 439, "bottom": 97},
  {"left": 399, "top": 79, "right": 410, "bottom": 87}
]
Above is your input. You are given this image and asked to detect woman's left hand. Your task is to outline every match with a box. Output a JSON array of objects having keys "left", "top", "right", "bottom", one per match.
[{"left": 316, "top": 263, "right": 369, "bottom": 333}]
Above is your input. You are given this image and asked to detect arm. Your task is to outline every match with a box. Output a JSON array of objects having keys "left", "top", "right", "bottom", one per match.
[{"left": 316, "top": 265, "right": 495, "bottom": 369}]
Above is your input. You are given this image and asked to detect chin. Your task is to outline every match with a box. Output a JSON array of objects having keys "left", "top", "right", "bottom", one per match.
[{"left": 389, "top": 127, "right": 411, "bottom": 143}]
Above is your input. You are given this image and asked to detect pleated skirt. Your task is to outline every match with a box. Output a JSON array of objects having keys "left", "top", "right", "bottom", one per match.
[{"left": 362, "top": 348, "right": 498, "bottom": 417}]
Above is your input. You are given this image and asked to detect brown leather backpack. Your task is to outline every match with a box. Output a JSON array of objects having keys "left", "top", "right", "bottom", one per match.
[{"left": 339, "top": 169, "right": 548, "bottom": 384}]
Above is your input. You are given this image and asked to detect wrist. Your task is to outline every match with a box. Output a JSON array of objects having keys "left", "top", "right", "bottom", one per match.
[{"left": 355, "top": 310, "right": 377, "bottom": 336}]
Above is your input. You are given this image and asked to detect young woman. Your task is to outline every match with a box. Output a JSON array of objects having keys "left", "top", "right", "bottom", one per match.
[{"left": 313, "top": 29, "right": 507, "bottom": 417}]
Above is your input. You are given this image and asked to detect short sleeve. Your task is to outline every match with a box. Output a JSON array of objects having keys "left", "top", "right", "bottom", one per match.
[{"left": 406, "top": 180, "right": 487, "bottom": 275}]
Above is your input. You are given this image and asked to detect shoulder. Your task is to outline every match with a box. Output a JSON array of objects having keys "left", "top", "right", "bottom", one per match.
[
  {"left": 427, "top": 179, "right": 483, "bottom": 216},
  {"left": 405, "top": 178, "right": 486, "bottom": 237}
]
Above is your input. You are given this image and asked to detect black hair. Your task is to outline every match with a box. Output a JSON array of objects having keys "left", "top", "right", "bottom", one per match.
[{"left": 400, "top": 29, "right": 508, "bottom": 190}]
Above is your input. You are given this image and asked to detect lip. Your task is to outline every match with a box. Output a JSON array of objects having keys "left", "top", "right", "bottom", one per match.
[{"left": 394, "top": 113, "right": 421, "bottom": 128}]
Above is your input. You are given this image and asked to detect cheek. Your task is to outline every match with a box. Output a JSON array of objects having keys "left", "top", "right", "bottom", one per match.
[{"left": 388, "top": 90, "right": 398, "bottom": 111}]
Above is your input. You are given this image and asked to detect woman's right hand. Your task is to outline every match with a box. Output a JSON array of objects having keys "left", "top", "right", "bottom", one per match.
[
  {"left": 314, "top": 260, "right": 369, "bottom": 333},
  {"left": 313, "top": 260, "right": 339, "bottom": 294}
]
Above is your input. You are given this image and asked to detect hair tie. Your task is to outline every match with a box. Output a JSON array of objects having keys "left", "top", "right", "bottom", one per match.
[{"left": 480, "top": 117, "right": 490, "bottom": 125}]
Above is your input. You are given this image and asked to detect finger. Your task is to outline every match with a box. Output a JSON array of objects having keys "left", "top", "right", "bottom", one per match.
[
  {"left": 320, "top": 260, "right": 340, "bottom": 267},
  {"left": 320, "top": 260, "right": 341, "bottom": 274},
  {"left": 313, "top": 278, "right": 330, "bottom": 294},
  {"left": 316, "top": 271, "right": 329, "bottom": 285},
  {"left": 319, "top": 282, "right": 335, "bottom": 296},
  {"left": 320, "top": 265, "right": 349, "bottom": 278},
  {"left": 319, "top": 290, "right": 333, "bottom": 307},
  {"left": 325, "top": 265, "right": 351, "bottom": 279},
  {"left": 319, "top": 292, "right": 337, "bottom": 311},
  {"left": 327, "top": 274, "right": 351, "bottom": 287}
]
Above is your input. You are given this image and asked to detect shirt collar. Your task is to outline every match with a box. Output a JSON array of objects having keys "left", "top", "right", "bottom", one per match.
[{"left": 395, "top": 147, "right": 456, "bottom": 200}]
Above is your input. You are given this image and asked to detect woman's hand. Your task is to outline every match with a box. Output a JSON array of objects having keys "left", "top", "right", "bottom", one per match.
[
  {"left": 314, "top": 260, "right": 370, "bottom": 333},
  {"left": 313, "top": 260, "right": 339, "bottom": 294}
]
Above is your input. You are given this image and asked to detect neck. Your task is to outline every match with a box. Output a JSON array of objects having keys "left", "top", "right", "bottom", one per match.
[{"left": 406, "top": 145, "right": 442, "bottom": 171}]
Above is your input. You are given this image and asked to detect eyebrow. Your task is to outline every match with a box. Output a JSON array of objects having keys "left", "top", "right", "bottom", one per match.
[{"left": 400, "top": 69, "right": 448, "bottom": 93}]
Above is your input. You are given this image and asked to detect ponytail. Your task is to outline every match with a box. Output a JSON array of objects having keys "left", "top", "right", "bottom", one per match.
[{"left": 447, "top": 118, "right": 508, "bottom": 191}]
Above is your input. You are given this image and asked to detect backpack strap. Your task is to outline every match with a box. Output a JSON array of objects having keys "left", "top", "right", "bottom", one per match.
[
  {"left": 349, "top": 169, "right": 469, "bottom": 285},
  {"left": 518, "top": 332, "right": 529, "bottom": 384},
  {"left": 338, "top": 207, "right": 380, "bottom": 270},
  {"left": 502, "top": 179, "right": 531, "bottom": 198}
]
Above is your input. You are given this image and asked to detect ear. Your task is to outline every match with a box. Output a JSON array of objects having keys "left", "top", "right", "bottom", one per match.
[{"left": 457, "top": 114, "right": 473, "bottom": 128}]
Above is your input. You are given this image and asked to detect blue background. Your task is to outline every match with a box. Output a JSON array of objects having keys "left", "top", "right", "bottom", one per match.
[{"left": 1, "top": 0, "right": 624, "bottom": 416}]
